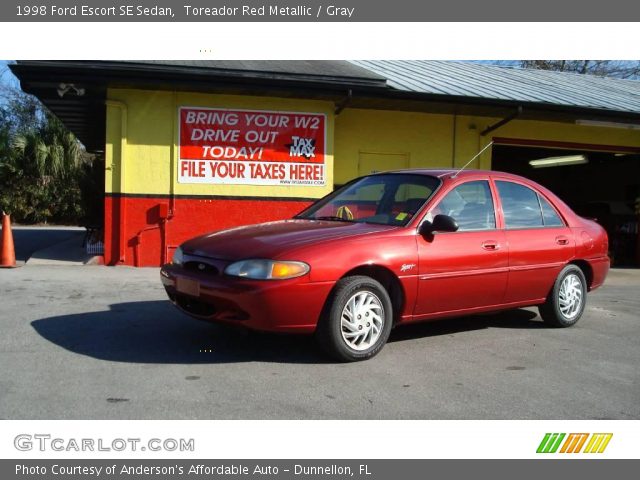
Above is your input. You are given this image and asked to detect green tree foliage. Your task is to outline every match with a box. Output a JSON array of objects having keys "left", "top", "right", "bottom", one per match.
[{"left": 0, "top": 89, "right": 102, "bottom": 224}]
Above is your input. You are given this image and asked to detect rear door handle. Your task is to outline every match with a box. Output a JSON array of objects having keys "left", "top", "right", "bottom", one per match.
[
  {"left": 555, "top": 236, "right": 569, "bottom": 245},
  {"left": 482, "top": 241, "right": 500, "bottom": 251}
]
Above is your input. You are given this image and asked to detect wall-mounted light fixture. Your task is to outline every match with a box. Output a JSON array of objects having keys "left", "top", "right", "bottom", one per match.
[
  {"left": 57, "top": 83, "right": 85, "bottom": 98},
  {"left": 529, "top": 154, "right": 588, "bottom": 169}
]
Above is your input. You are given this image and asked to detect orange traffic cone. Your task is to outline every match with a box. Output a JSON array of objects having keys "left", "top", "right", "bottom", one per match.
[{"left": 1, "top": 212, "right": 17, "bottom": 268}]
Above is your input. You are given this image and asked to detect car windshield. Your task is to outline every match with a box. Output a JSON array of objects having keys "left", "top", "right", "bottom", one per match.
[{"left": 295, "top": 173, "right": 441, "bottom": 226}]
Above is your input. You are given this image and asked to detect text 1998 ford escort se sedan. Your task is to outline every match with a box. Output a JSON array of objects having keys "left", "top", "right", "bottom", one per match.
[{"left": 160, "top": 170, "right": 609, "bottom": 361}]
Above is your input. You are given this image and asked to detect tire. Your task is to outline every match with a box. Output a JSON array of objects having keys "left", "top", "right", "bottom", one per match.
[
  {"left": 316, "top": 275, "right": 393, "bottom": 362},
  {"left": 539, "top": 264, "right": 587, "bottom": 327}
]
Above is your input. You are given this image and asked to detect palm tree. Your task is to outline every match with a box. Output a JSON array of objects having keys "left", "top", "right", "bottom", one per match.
[
  {"left": 1, "top": 91, "right": 90, "bottom": 223},
  {"left": 12, "top": 113, "right": 82, "bottom": 179},
  {"left": 0, "top": 108, "right": 17, "bottom": 184}
]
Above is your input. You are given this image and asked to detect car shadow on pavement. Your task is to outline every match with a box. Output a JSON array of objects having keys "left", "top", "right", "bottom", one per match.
[
  {"left": 31, "top": 300, "right": 543, "bottom": 364},
  {"left": 31, "top": 300, "right": 327, "bottom": 365},
  {"left": 389, "top": 308, "right": 542, "bottom": 343}
]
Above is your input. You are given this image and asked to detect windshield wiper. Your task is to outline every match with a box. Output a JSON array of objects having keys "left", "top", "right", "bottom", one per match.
[{"left": 311, "top": 215, "right": 355, "bottom": 223}]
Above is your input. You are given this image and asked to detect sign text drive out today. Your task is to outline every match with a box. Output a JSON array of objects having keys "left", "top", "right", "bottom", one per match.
[{"left": 179, "top": 107, "right": 327, "bottom": 186}]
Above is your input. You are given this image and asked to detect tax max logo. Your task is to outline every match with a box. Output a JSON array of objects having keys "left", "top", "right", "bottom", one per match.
[{"left": 536, "top": 433, "right": 613, "bottom": 454}]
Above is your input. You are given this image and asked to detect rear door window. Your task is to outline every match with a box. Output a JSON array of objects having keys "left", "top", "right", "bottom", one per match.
[{"left": 496, "top": 181, "right": 545, "bottom": 229}]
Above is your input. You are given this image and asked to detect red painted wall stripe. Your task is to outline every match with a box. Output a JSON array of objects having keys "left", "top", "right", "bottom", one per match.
[{"left": 104, "top": 196, "right": 312, "bottom": 267}]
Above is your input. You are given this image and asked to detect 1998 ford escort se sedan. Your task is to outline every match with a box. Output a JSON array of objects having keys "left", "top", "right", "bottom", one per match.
[{"left": 160, "top": 170, "right": 609, "bottom": 361}]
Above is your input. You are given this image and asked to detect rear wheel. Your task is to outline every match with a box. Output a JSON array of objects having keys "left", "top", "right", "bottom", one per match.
[
  {"left": 316, "top": 276, "right": 393, "bottom": 362},
  {"left": 539, "top": 265, "right": 587, "bottom": 327}
]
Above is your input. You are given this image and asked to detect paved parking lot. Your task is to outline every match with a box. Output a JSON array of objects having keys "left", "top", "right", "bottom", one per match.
[{"left": 0, "top": 265, "right": 638, "bottom": 419}]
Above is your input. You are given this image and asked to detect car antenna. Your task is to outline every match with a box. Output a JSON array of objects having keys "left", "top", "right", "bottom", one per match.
[{"left": 451, "top": 141, "right": 494, "bottom": 178}]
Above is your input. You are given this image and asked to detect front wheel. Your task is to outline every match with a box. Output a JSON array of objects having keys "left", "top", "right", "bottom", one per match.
[
  {"left": 316, "top": 276, "right": 393, "bottom": 362},
  {"left": 539, "top": 265, "right": 587, "bottom": 327}
]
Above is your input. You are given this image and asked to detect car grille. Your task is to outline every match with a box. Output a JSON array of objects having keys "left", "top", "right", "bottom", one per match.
[{"left": 183, "top": 261, "right": 219, "bottom": 275}]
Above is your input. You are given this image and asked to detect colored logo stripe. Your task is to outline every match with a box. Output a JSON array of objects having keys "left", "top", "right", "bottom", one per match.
[
  {"left": 583, "top": 433, "right": 613, "bottom": 453},
  {"left": 560, "top": 433, "right": 589, "bottom": 453},
  {"left": 537, "top": 433, "right": 613, "bottom": 453},
  {"left": 537, "top": 433, "right": 566, "bottom": 453}
]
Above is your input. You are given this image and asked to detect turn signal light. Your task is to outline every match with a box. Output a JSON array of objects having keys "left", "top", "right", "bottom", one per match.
[{"left": 271, "top": 262, "right": 308, "bottom": 279}]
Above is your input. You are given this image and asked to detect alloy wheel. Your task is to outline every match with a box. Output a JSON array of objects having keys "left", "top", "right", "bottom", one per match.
[
  {"left": 558, "top": 273, "right": 583, "bottom": 320},
  {"left": 340, "top": 291, "right": 385, "bottom": 351}
]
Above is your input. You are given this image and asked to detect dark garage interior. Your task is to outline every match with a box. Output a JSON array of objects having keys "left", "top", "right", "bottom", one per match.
[{"left": 492, "top": 144, "right": 640, "bottom": 266}]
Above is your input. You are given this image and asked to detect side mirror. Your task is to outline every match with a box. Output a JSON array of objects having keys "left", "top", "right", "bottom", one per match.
[{"left": 419, "top": 214, "right": 459, "bottom": 235}]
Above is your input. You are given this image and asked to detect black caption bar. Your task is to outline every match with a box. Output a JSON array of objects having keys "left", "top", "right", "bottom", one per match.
[
  {"left": 3, "top": 460, "right": 639, "bottom": 480},
  {"left": 1, "top": 0, "right": 640, "bottom": 21}
]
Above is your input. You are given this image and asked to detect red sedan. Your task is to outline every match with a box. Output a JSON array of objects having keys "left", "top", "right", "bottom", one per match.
[{"left": 160, "top": 170, "right": 609, "bottom": 361}]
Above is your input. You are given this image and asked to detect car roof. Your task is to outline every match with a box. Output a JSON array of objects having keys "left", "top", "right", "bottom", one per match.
[{"left": 375, "top": 168, "right": 531, "bottom": 183}]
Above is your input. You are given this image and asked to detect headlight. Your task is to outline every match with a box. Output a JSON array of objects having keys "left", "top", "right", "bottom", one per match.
[
  {"left": 172, "top": 246, "right": 184, "bottom": 265},
  {"left": 224, "top": 259, "right": 310, "bottom": 280}
]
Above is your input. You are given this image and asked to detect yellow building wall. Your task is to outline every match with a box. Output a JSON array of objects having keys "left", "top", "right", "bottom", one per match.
[
  {"left": 334, "top": 109, "right": 455, "bottom": 184},
  {"left": 105, "top": 88, "right": 335, "bottom": 198},
  {"left": 106, "top": 90, "right": 640, "bottom": 195},
  {"left": 480, "top": 116, "right": 640, "bottom": 148},
  {"left": 334, "top": 109, "right": 640, "bottom": 185},
  {"left": 333, "top": 109, "right": 501, "bottom": 184}
]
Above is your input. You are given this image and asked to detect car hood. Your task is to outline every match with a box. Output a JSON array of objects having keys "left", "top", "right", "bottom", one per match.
[{"left": 181, "top": 219, "right": 395, "bottom": 260}]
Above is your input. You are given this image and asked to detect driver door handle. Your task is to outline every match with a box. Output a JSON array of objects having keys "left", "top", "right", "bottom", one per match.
[
  {"left": 555, "top": 236, "right": 570, "bottom": 246},
  {"left": 482, "top": 241, "right": 500, "bottom": 251}
]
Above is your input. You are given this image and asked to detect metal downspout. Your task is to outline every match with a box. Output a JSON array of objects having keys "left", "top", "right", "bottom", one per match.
[
  {"left": 480, "top": 106, "right": 523, "bottom": 136},
  {"left": 106, "top": 100, "right": 128, "bottom": 264}
]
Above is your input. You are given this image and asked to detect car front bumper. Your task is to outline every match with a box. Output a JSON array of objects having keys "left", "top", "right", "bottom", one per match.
[{"left": 160, "top": 263, "right": 334, "bottom": 333}]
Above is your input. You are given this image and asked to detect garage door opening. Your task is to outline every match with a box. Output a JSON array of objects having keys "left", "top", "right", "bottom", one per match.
[{"left": 492, "top": 142, "right": 640, "bottom": 267}]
